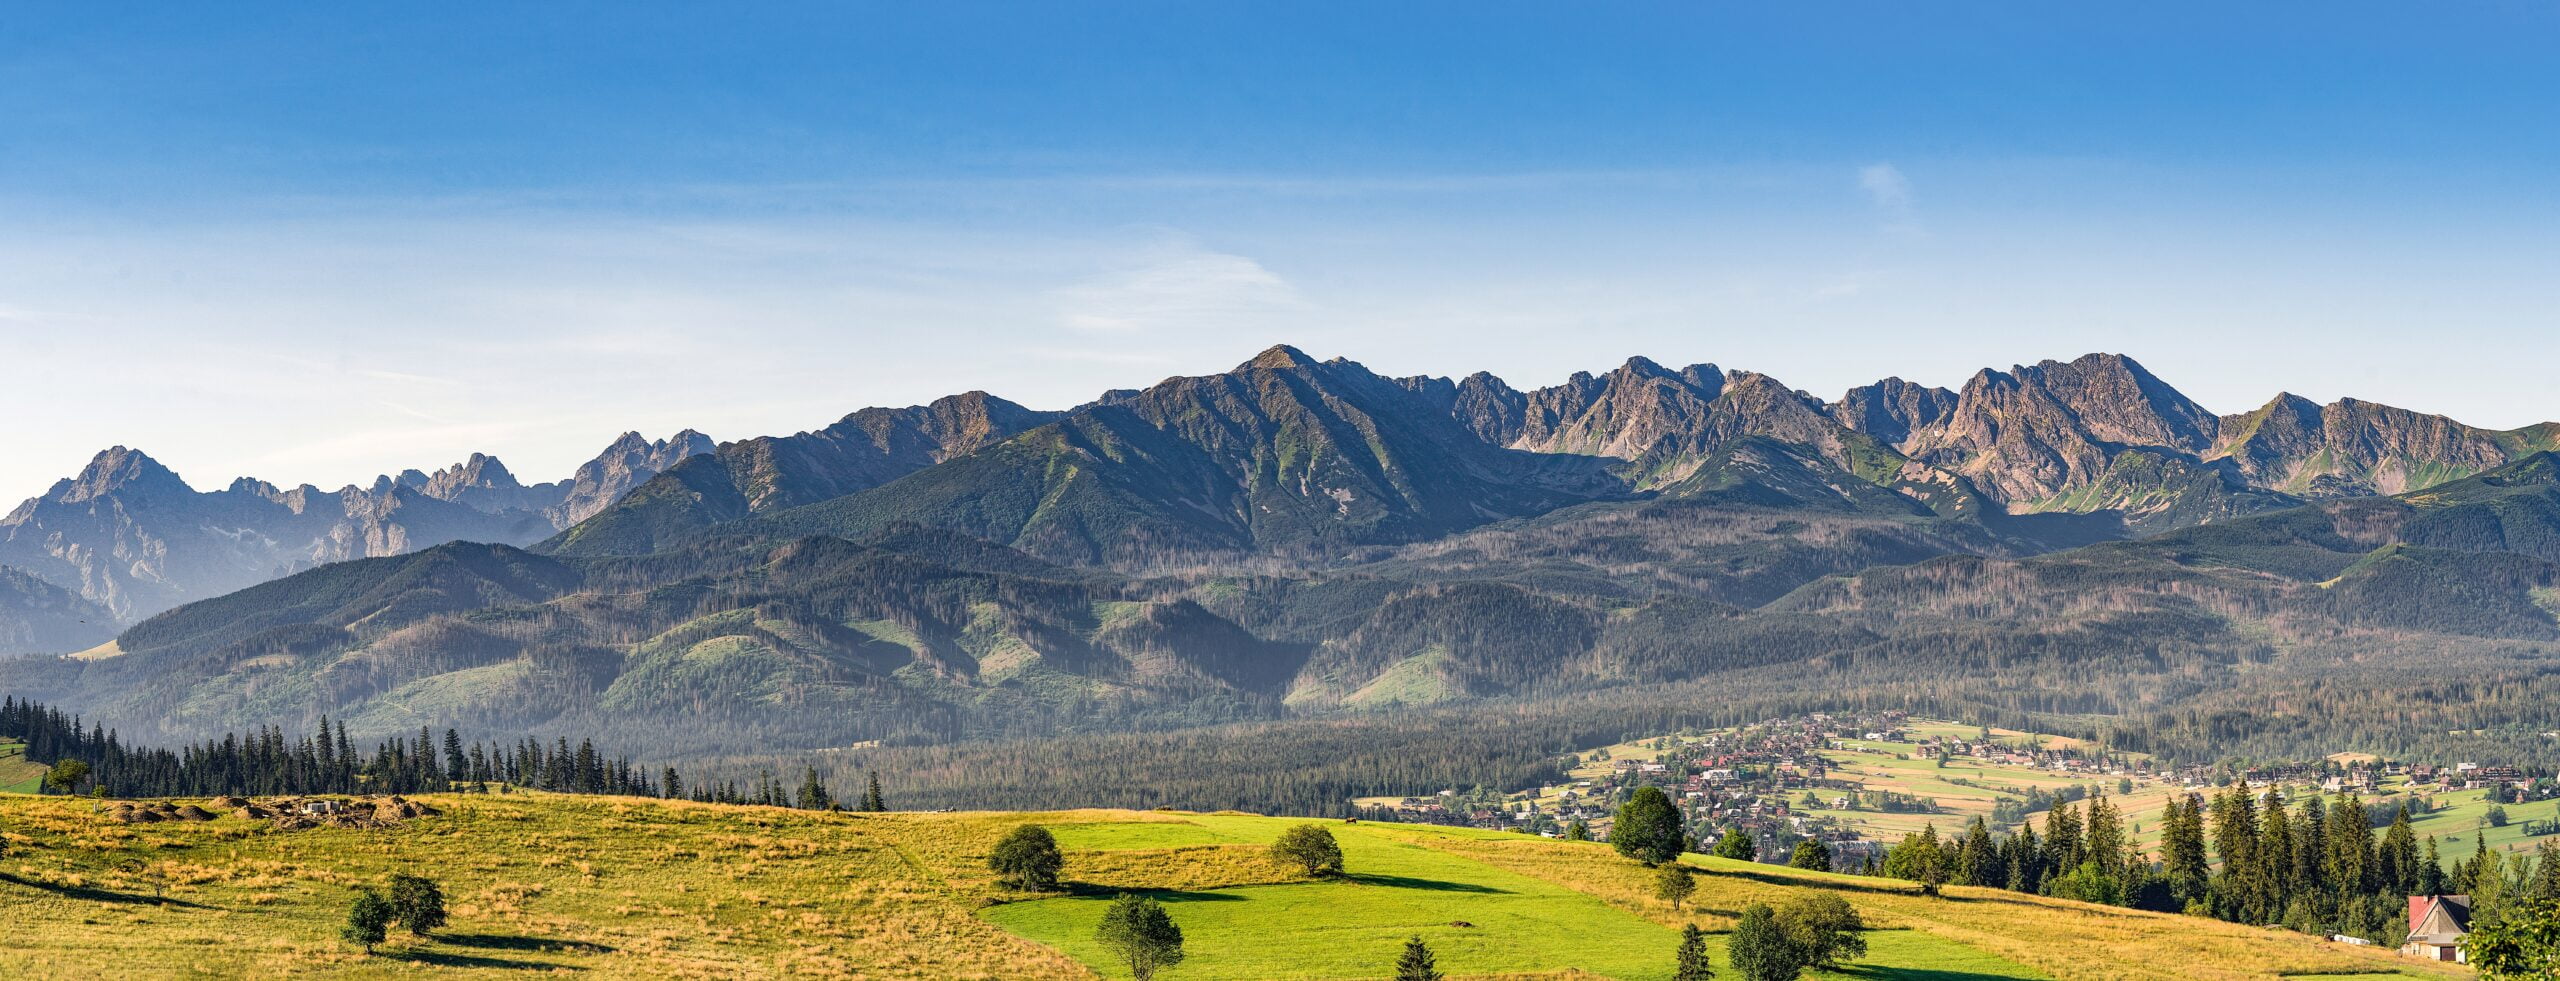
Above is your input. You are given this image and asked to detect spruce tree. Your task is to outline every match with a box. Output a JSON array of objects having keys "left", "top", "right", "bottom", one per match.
[
  {"left": 797, "top": 767, "right": 832, "bottom": 810},
  {"left": 1675, "top": 923, "right": 1713, "bottom": 981},
  {"left": 2254, "top": 791, "right": 2294, "bottom": 922},
  {"left": 1394, "top": 935, "right": 1443, "bottom": 981},
  {"left": 1957, "top": 817, "right": 1998, "bottom": 887},
  {"left": 2420, "top": 836, "right": 2448, "bottom": 896},
  {"left": 2379, "top": 806, "right": 2420, "bottom": 897},
  {"left": 2327, "top": 794, "right": 2373, "bottom": 902},
  {"left": 2207, "top": 788, "right": 2260, "bottom": 921},
  {"left": 2083, "top": 793, "right": 2125, "bottom": 883},
  {"left": 2161, "top": 794, "right": 2210, "bottom": 905},
  {"left": 860, "top": 772, "right": 887, "bottom": 812},
  {"left": 2045, "top": 799, "right": 2083, "bottom": 876}
]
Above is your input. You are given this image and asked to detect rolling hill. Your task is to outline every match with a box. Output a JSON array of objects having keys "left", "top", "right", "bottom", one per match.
[{"left": 0, "top": 790, "right": 2457, "bottom": 980}]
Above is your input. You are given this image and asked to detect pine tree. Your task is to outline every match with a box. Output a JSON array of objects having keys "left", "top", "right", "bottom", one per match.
[
  {"left": 2291, "top": 795, "right": 2330, "bottom": 916},
  {"left": 2255, "top": 791, "right": 2294, "bottom": 922},
  {"left": 2379, "top": 805, "right": 2420, "bottom": 897},
  {"left": 1675, "top": 923, "right": 1713, "bottom": 981},
  {"left": 797, "top": 767, "right": 833, "bottom": 810},
  {"left": 2328, "top": 794, "right": 2373, "bottom": 903},
  {"left": 442, "top": 729, "right": 466, "bottom": 784},
  {"left": 2083, "top": 792, "right": 2126, "bottom": 883},
  {"left": 2420, "top": 836, "right": 2448, "bottom": 896},
  {"left": 860, "top": 772, "right": 888, "bottom": 812},
  {"left": 2208, "top": 788, "right": 2260, "bottom": 921},
  {"left": 2161, "top": 793, "right": 2210, "bottom": 905},
  {"left": 2044, "top": 799, "right": 2083, "bottom": 878},
  {"left": 2010, "top": 819, "right": 2044, "bottom": 894},
  {"left": 1394, "top": 935, "right": 1443, "bottom": 981}
]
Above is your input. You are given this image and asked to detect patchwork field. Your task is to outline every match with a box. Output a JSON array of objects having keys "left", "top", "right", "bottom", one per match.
[
  {"left": 1802, "top": 734, "right": 2184, "bottom": 853},
  {"left": 2403, "top": 786, "right": 2560, "bottom": 865},
  {"left": 0, "top": 790, "right": 2462, "bottom": 979}
]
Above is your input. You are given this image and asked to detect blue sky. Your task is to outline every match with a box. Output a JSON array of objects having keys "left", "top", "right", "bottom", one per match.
[{"left": 1, "top": 3, "right": 2555, "bottom": 493}]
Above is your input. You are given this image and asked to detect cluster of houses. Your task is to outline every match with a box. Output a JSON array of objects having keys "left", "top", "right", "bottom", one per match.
[{"left": 1354, "top": 712, "right": 2551, "bottom": 963}]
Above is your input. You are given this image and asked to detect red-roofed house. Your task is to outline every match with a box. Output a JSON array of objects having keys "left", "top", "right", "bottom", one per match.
[{"left": 2399, "top": 895, "right": 2471, "bottom": 962}]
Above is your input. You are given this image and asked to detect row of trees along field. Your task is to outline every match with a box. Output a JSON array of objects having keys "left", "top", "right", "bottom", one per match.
[
  {"left": 1871, "top": 784, "right": 2557, "bottom": 946},
  {"left": 0, "top": 696, "right": 890, "bottom": 813}
]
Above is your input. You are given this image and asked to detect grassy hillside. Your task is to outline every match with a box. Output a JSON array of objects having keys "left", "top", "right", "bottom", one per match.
[
  {"left": 0, "top": 791, "right": 2456, "bottom": 979},
  {"left": 0, "top": 739, "right": 43, "bottom": 794}
]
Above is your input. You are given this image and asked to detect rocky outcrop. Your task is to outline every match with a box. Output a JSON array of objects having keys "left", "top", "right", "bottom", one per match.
[
  {"left": 547, "top": 430, "right": 717, "bottom": 525},
  {"left": 2211, "top": 394, "right": 2550, "bottom": 498}
]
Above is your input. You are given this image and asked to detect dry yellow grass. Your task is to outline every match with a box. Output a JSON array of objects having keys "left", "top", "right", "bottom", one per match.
[{"left": 0, "top": 792, "right": 2466, "bottom": 979}]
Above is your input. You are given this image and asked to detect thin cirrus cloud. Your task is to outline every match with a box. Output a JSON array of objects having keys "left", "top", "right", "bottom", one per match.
[
  {"left": 1858, "top": 162, "right": 1921, "bottom": 235},
  {"left": 1052, "top": 242, "right": 1303, "bottom": 334}
]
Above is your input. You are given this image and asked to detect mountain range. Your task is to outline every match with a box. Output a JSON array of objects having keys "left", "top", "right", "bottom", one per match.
[
  {"left": 4, "top": 345, "right": 2557, "bottom": 762},
  {"left": 0, "top": 431, "right": 711, "bottom": 635}
]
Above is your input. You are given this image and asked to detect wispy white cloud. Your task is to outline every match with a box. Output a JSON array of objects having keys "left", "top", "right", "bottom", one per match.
[
  {"left": 1858, "top": 163, "right": 1923, "bottom": 237},
  {"left": 1053, "top": 241, "right": 1301, "bottom": 334}
]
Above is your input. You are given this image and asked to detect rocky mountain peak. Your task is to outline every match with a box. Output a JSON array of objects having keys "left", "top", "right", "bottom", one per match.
[
  {"left": 1242, "top": 344, "right": 1319, "bottom": 372},
  {"left": 1832, "top": 377, "right": 1958, "bottom": 448},
  {"left": 57, "top": 446, "right": 192, "bottom": 504},
  {"left": 421, "top": 453, "right": 525, "bottom": 500}
]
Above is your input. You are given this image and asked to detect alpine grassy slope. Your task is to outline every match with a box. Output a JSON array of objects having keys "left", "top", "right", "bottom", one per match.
[
  {"left": 4, "top": 346, "right": 2560, "bottom": 785},
  {"left": 0, "top": 790, "right": 2454, "bottom": 980}
]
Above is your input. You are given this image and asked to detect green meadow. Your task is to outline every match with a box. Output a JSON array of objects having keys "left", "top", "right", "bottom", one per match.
[{"left": 0, "top": 790, "right": 2464, "bottom": 979}]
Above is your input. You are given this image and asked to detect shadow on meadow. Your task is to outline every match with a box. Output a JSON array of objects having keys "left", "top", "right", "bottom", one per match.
[
  {"left": 386, "top": 934, "right": 616, "bottom": 970},
  {"left": 1064, "top": 884, "right": 1251, "bottom": 902},
  {"left": 1703, "top": 865, "right": 2051, "bottom": 909},
  {"left": 1340, "top": 872, "right": 1512, "bottom": 894},
  {"left": 0, "top": 870, "right": 216, "bottom": 909},
  {"left": 437, "top": 933, "right": 617, "bottom": 955},
  {"left": 391, "top": 950, "right": 576, "bottom": 971},
  {"left": 1836, "top": 968, "right": 2041, "bottom": 981}
]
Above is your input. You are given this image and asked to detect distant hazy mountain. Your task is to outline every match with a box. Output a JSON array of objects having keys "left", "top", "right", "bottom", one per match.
[
  {"left": 0, "top": 565, "right": 114, "bottom": 655},
  {"left": 0, "top": 432, "right": 710, "bottom": 623}
]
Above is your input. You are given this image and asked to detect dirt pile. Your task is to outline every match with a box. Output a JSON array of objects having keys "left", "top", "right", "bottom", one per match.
[{"left": 99, "top": 794, "right": 443, "bottom": 832}]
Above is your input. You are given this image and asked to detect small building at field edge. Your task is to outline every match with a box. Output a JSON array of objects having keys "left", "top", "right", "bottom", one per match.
[{"left": 2399, "top": 894, "right": 2470, "bottom": 962}]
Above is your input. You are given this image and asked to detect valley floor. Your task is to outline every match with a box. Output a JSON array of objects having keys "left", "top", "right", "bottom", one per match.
[{"left": 0, "top": 791, "right": 2464, "bottom": 979}]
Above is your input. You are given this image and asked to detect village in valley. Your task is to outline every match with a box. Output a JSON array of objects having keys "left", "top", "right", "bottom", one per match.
[{"left": 1357, "top": 711, "right": 2560, "bottom": 960}]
